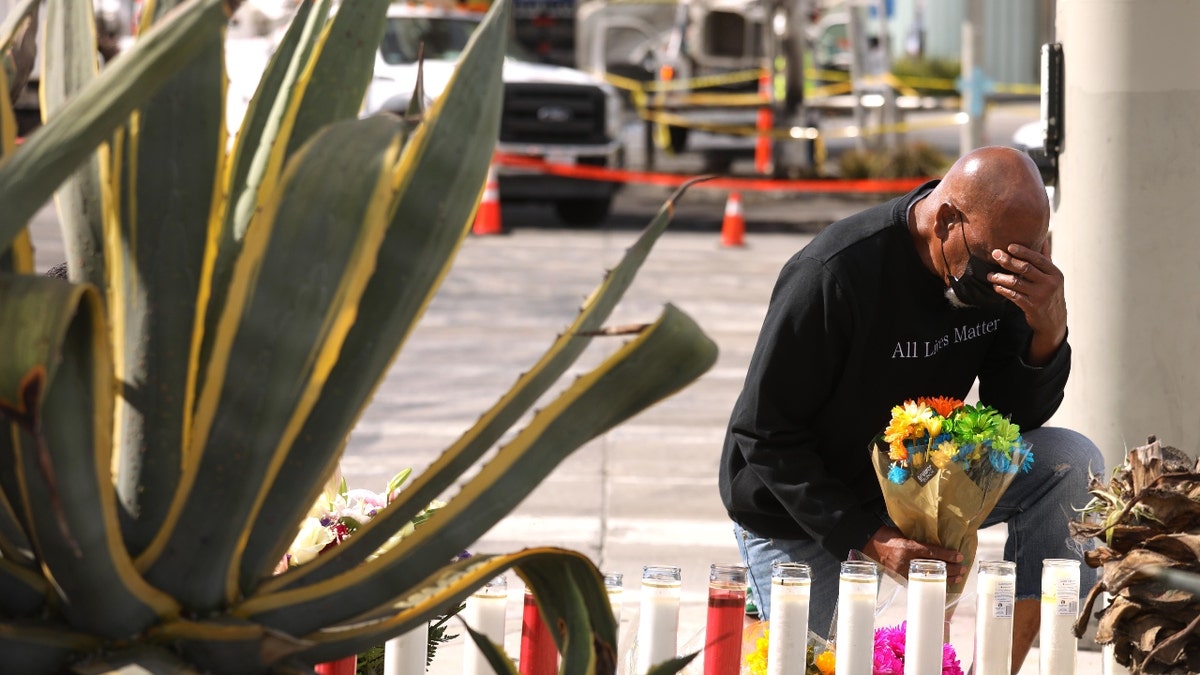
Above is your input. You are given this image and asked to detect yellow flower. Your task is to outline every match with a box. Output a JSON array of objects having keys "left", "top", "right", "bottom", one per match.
[
  {"left": 921, "top": 414, "right": 943, "bottom": 438},
  {"left": 744, "top": 627, "right": 769, "bottom": 675},
  {"left": 815, "top": 649, "right": 836, "bottom": 675},
  {"left": 930, "top": 445, "right": 954, "bottom": 469},
  {"left": 884, "top": 400, "right": 934, "bottom": 444}
]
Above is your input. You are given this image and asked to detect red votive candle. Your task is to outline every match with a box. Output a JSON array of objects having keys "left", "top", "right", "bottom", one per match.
[
  {"left": 704, "top": 563, "right": 747, "bottom": 675},
  {"left": 520, "top": 588, "right": 558, "bottom": 675}
]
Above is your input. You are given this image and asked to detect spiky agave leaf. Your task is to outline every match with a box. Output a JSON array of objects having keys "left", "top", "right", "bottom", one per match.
[
  {"left": 240, "top": 303, "right": 717, "bottom": 638},
  {"left": 237, "top": 0, "right": 507, "bottom": 592},
  {"left": 267, "top": 179, "right": 707, "bottom": 590},
  {"left": 0, "top": 277, "right": 179, "bottom": 638},
  {"left": 0, "top": 0, "right": 239, "bottom": 251},
  {"left": 106, "top": 0, "right": 229, "bottom": 556}
]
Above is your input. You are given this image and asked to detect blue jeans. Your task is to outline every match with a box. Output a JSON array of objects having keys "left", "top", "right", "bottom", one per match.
[{"left": 734, "top": 427, "right": 1103, "bottom": 637}]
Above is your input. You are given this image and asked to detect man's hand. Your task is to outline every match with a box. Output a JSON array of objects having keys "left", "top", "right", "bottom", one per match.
[
  {"left": 989, "top": 241, "right": 1067, "bottom": 366},
  {"left": 860, "top": 525, "right": 966, "bottom": 585}
]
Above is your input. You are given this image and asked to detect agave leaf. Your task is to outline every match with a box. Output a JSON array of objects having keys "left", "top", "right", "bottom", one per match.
[
  {"left": 0, "top": 276, "right": 179, "bottom": 638},
  {"left": 280, "top": 549, "right": 611, "bottom": 667},
  {"left": 283, "top": 0, "right": 391, "bottom": 157},
  {"left": 518, "top": 555, "right": 615, "bottom": 675},
  {"left": 0, "top": 487, "right": 33, "bottom": 565},
  {"left": 236, "top": 0, "right": 508, "bottom": 591},
  {"left": 139, "top": 115, "right": 408, "bottom": 611},
  {"left": 647, "top": 654, "right": 702, "bottom": 675},
  {"left": 194, "top": 0, "right": 329, "bottom": 412},
  {"left": 0, "top": 620, "right": 100, "bottom": 673},
  {"left": 40, "top": 0, "right": 106, "bottom": 288},
  {"left": 0, "top": 0, "right": 232, "bottom": 253},
  {"left": 266, "top": 178, "right": 704, "bottom": 591},
  {"left": 149, "top": 617, "right": 310, "bottom": 673},
  {"left": 460, "top": 621, "right": 522, "bottom": 675},
  {"left": 67, "top": 644, "right": 204, "bottom": 675},
  {"left": 0, "top": 557, "right": 48, "bottom": 617},
  {"left": 109, "top": 11, "right": 227, "bottom": 558},
  {"left": 0, "top": 0, "right": 39, "bottom": 53},
  {"left": 242, "top": 303, "right": 717, "bottom": 636}
]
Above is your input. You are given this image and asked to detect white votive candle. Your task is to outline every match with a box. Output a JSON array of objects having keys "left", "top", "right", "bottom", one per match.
[
  {"left": 905, "top": 559, "right": 947, "bottom": 675},
  {"left": 767, "top": 562, "right": 811, "bottom": 675},
  {"left": 973, "top": 560, "right": 1015, "bottom": 675},
  {"left": 463, "top": 574, "right": 508, "bottom": 675},
  {"left": 1040, "top": 559, "right": 1080, "bottom": 675},
  {"left": 604, "top": 571, "right": 624, "bottom": 626},
  {"left": 636, "top": 565, "right": 681, "bottom": 675},
  {"left": 835, "top": 560, "right": 878, "bottom": 675},
  {"left": 384, "top": 622, "right": 428, "bottom": 675}
]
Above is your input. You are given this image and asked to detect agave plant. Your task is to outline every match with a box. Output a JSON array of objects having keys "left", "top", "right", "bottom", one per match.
[{"left": 0, "top": 0, "right": 716, "bottom": 672}]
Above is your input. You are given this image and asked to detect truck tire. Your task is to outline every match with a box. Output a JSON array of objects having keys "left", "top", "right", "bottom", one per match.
[{"left": 554, "top": 197, "right": 612, "bottom": 227}]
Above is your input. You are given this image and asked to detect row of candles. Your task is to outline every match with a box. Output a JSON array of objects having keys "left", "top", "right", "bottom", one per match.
[{"left": 375, "top": 557, "right": 1089, "bottom": 675}]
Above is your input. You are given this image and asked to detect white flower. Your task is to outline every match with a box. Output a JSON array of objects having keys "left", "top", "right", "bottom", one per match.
[{"left": 287, "top": 517, "right": 335, "bottom": 567}]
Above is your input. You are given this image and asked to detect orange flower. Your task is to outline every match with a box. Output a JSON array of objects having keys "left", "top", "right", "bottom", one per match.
[
  {"left": 917, "top": 396, "right": 965, "bottom": 418},
  {"left": 815, "top": 649, "right": 836, "bottom": 675},
  {"left": 888, "top": 440, "right": 909, "bottom": 463}
]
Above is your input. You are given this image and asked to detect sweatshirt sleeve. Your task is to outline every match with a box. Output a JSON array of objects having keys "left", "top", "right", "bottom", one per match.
[
  {"left": 725, "top": 255, "right": 885, "bottom": 559},
  {"left": 976, "top": 304, "right": 1070, "bottom": 429}
]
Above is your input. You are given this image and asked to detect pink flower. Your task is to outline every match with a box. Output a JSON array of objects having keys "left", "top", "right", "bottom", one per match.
[
  {"left": 871, "top": 622, "right": 962, "bottom": 675},
  {"left": 941, "top": 643, "right": 964, "bottom": 675}
]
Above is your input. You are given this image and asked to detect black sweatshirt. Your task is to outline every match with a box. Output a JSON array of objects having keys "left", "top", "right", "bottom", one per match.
[{"left": 718, "top": 181, "right": 1070, "bottom": 560}]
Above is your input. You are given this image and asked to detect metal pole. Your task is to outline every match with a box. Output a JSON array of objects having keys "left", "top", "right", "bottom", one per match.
[
  {"left": 846, "top": 3, "right": 866, "bottom": 152},
  {"left": 1053, "top": 0, "right": 1200, "bottom": 464},
  {"left": 876, "top": 0, "right": 896, "bottom": 150},
  {"left": 959, "top": 0, "right": 984, "bottom": 154}
]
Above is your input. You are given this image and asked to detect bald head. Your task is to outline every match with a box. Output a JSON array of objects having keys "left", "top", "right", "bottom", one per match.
[{"left": 930, "top": 146, "right": 1050, "bottom": 251}]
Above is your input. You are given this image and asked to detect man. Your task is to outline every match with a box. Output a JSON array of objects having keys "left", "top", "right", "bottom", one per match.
[{"left": 719, "top": 146, "right": 1102, "bottom": 672}]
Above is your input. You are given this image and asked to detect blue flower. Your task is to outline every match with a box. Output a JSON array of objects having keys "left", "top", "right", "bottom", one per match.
[
  {"left": 989, "top": 449, "right": 1014, "bottom": 473},
  {"left": 888, "top": 464, "right": 910, "bottom": 484},
  {"left": 1016, "top": 442, "right": 1035, "bottom": 473}
]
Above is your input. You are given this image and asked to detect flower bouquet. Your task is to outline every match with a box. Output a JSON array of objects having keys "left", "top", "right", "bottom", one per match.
[
  {"left": 742, "top": 621, "right": 963, "bottom": 675},
  {"left": 871, "top": 397, "right": 1032, "bottom": 595},
  {"left": 285, "top": 468, "right": 447, "bottom": 568}
]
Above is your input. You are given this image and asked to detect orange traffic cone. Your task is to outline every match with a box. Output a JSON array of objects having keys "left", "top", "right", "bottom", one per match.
[
  {"left": 472, "top": 165, "right": 503, "bottom": 235},
  {"left": 720, "top": 191, "right": 746, "bottom": 248},
  {"left": 754, "top": 71, "right": 774, "bottom": 176}
]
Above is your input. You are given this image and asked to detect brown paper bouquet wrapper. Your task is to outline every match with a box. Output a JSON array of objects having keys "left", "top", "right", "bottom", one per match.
[{"left": 869, "top": 435, "right": 1020, "bottom": 597}]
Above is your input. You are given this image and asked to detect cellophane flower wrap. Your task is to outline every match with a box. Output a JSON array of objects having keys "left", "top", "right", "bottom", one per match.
[{"left": 871, "top": 397, "right": 1033, "bottom": 595}]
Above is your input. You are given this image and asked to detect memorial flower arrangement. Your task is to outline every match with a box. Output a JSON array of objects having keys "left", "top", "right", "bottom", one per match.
[
  {"left": 742, "top": 625, "right": 835, "bottom": 675},
  {"left": 742, "top": 623, "right": 962, "bottom": 675},
  {"left": 871, "top": 397, "right": 1033, "bottom": 594},
  {"left": 872, "top": 623, "right": 963, "bottom": 675},
  {"left": 285, "top": 468, "right": 449, "bottom": 568}
]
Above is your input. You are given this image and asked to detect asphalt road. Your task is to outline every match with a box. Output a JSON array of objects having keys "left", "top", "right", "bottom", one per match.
[{"left": 22, "top": 100, "right": 1114, "bottom": 673}]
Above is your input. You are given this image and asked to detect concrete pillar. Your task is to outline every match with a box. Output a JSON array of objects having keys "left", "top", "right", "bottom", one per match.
[{"left": 1052, "top": 1, "right": 1200, "bottom": 465}]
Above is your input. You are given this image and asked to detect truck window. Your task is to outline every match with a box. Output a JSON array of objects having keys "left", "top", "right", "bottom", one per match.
[
  {"left": 703, "top": 11, "right": 746, "bottom": 58},
  {"left": 381, "top": 17, "right": 480, "bottom": 64}
]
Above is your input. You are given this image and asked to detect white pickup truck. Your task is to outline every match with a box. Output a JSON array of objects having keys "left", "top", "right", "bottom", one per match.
[{"left": 362, "top": 3, "right": 626, "bottom": 226}]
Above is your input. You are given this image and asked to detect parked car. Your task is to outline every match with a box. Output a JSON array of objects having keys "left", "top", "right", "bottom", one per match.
[{"left": 363, "top": 3, "right": 626, "bottom": 226}]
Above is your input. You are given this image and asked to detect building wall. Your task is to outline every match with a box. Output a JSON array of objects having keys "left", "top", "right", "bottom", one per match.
[{"left": 919, "top": 0, "right": 1053, "bottom": 85}]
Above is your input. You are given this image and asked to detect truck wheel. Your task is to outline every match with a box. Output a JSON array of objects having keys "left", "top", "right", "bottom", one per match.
[{"left": 554, "top": 198, "right": 612, "bottom": 227}]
